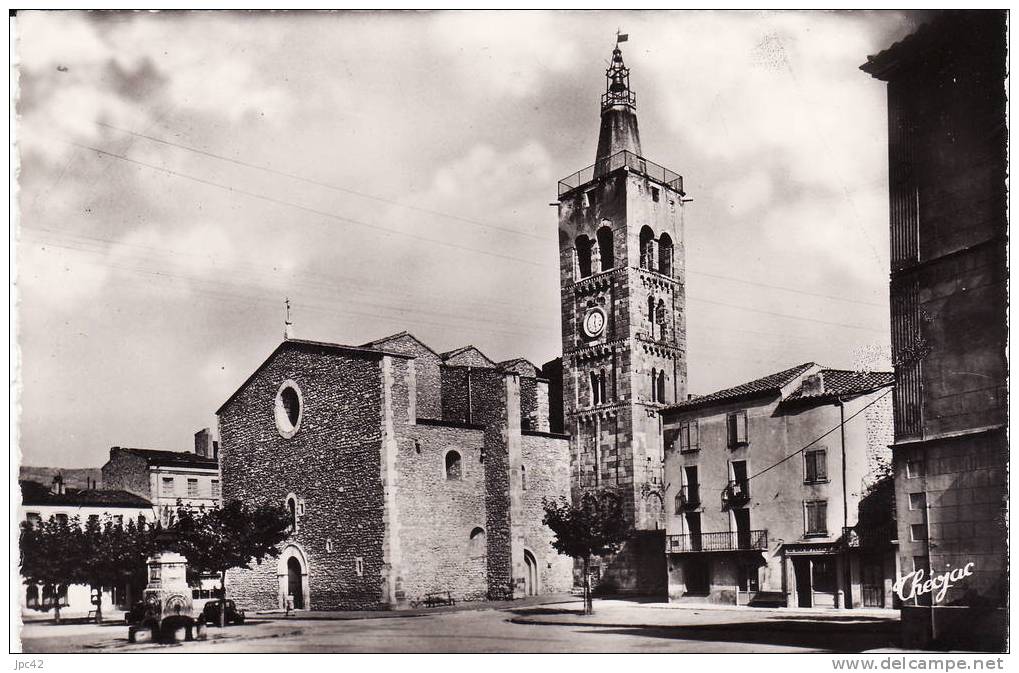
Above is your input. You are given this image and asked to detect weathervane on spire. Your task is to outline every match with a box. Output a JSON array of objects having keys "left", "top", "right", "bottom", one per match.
[
  {"left": 284, "top": 297, "right": 294, "bottom": 340},
  {"left": 603, "top": 31, "right": 635, "bottom": 111}
]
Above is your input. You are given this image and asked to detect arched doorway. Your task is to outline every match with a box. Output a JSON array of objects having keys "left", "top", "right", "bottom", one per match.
[
  {"left": 287, "top": 557, "right": 304, "bottom": 609},
  {"left": 277, "top": 544, "right": 309, "bottom": 610},
  {"left": 523, "top": 550, "right": 538, "bottom": 596}
]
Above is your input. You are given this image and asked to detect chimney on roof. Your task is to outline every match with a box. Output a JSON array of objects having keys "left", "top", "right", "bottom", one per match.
[
  {"left": 195, "top": 428, "right": 214, "bottom": 458},
  {"left": 802, "top": 373, "right": 825, "bottom": 396},
  {"left": 50, "top": 474, "right": 65, "bottom": 495}
]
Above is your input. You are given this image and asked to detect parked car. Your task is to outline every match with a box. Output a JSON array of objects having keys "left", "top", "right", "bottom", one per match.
[{"left": 201, "top": 599, "right": 246, "bottom": 625}]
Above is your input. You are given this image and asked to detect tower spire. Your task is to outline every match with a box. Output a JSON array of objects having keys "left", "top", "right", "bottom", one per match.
[{"left": 595, "top": 36, "right": 642, "bottom": 169}]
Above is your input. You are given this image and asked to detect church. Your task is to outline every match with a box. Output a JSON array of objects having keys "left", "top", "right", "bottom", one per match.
[
  {"left": 217, "top": 332, "right": 574, "bottom": 610},
  {"left": 218, "top": 38, "right": 684, "bottom": 609}
]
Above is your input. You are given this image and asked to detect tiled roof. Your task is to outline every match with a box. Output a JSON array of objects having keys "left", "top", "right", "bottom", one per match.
[
  {"left": 20, "top": 480, "right": 153, "bottom": 508},
  {"left": 663, "top": 363, "right": 817, "bottom": 412},
  {"left": 113, "top": 447, "right": 218, "bottom": 468},
  {"left": 784, "top": 369, "right": 894, "bottom": 402}
]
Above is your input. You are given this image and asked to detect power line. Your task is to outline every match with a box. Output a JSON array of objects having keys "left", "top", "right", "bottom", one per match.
[
  {"left": 712, "top": 387, "right": 893, "bottom": 492},
  {"left": 44, "top": 141, "right": 888, "bottom": 335},
  {"left": 95, "top": 121, "right": 549, "bottom": 242},
  {"left": 69, "top": 141, "right": 549, "bottom": 269},
  {"left": 97, "top": 121, "right": 886, "bottom": 311},
  {"left": 686, "top": 269, "right": 885, "bottom": 308}
]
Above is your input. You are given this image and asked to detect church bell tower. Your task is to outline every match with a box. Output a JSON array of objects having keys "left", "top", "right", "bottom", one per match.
[{"left": 556, "top": 39, "right": 688, "bottom": 587}]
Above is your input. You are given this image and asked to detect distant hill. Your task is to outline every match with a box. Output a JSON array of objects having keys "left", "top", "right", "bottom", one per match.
[{"left": 18, "top": 466, "right": 102, "bottom": 491}]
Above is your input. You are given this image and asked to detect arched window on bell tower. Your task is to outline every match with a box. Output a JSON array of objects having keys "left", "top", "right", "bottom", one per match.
[
  {"left": 590, "top": 371, "right": 600, "bottom": 406},
  {"left": 639, "top": 226, "right": 654, "bottom": 270},
  {"left": 659, "top": 233, "right": 673, "bottom": 276},
  {"left": 657, "top": 370, "right": 666, "bottom": 404},
  {"left": 647, "top": 295, "right": 655, "bottom": 337},
  {"left": 651, "top": 367, "right": 658, "bottom": 402},
  {"left": 600, "top": 367, "right": 608, "bottom": 403},
  {"left": 576, "top": 235, "right": 593, "bottom": 278},
  {"left": 596, "top": 225, "right": 614, "bottom": 271},
  {"left": 656, "top": 299, "right": 667, "bottom": 341}
]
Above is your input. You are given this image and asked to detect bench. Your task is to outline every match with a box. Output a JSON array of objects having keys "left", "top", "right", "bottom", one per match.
[{"left": 422, "top": 591, "right": 455, "bottom": 608}]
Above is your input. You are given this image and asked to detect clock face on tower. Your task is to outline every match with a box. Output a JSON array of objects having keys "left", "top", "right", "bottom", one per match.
[{"left": 583, "top": 308, "right": 606, "bottom": 338}]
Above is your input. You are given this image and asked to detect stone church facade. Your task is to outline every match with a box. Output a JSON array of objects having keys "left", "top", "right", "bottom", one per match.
[
  {"left": 218, "top": 333, "right": 573, "bottom": 611},
  {"left": 551, "top": 41, "right": 688, "bottom": 593}
]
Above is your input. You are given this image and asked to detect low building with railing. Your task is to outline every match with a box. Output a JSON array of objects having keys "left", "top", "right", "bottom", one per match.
[{"left": 660, "top": 363, "right": 896, "bottom": 608}]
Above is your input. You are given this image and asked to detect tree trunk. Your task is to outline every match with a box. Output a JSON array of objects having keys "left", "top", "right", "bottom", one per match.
[
  {"left": 585, "top": 561, "right": 594, "bottom": 615},
  {"left": 94, "top": 587, "right": 103, "bottom": 624},
  {"left": 219, "top": 571, "right": 227, "bottom": 628},
  {"left": 54, "top": 602, "right": 61, "bottom": 625}
]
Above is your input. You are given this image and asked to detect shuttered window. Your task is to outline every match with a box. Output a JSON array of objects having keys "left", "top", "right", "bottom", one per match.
[
  {"left": 727, "top": 411, "right": 748, "bottom": 448},
  {"left": 804, "top": 500, "right": 828, "bottom": 536},
  {"left": 804, "top": 449, "right": 827, "bottom": 483}
]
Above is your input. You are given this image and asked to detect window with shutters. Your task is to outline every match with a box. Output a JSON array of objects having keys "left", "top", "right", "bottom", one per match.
[
  {"left": 162, "top": 476, "right": 176, "bottom": 496},
  {"left": 804, "top": 448, "right": 828, "bottom": 483},
  {"left": 727, "top": 411, "right": 748, "bottom": 448},
  {"left": 678, "top": 420, "right": 699, "bottom": 453},
  {"left": 211, "top": 479, "right": 221, "bottom": 498},
  {"left": 804, "top": 500, "right": 828, "bottom": 537},
  {"left": 187, "top": 478, "right": 199, "bottom": 498}
]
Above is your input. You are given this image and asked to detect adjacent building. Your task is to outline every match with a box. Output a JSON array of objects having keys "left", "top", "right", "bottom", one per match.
[
  {"left": 552, "top": 39, "right": 687, "bottom": 594},
  {"left": 861, "top": 10, "right": 1007, "bottom": 650},
  {"left": 101, "top": 431, "right": 221, "bottom": 525},
  {"left": 661, "top": 363, "right": 895, "bottom": 609},
  {"left": 18, "top": 477, "right": 155, "bottom": 620},
  {"left": 217, "top": 333, "right": 572, "bottom": 611}
]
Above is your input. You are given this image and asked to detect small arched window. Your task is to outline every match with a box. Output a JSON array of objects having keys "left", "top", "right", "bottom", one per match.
[
  {"left": 656, "top": 299, "right": 667, "bottom": 340},
  {"left": 657, "top": 371, "right": 667, "bottom": 404},
  {"left": 596, "top": 226, "right": 614, "bottom": 271},
  {"left": 647, "top": 295, "right": 655, "bottom": 329},
  {"left": 469, "top": 527, "right": 486, "bottom": 557},
  {"left": 599, "top": 368, "right": 608, "bottom": 403},
  {"left": 521, "top": 464, "right": 527, "bottom": 490},
  {"left": 590, "top": 371, "right": 600, "bottom": 405},
  {"left": 26, "top": 585, "right": 38, "bottom": 609},
  {"left": 639, "top": 226, "right": 655, "bottom": 270},
  {"left": 287, "top": 496, "right": 297, "bottom": 532},
  {"left": 651, "top": 368, "right": 658, "bottom": 402},
  {"left": 659, "top": 233, "right": 673, "bottom": 276},
  {"left": 445, "top": 450, "right": 462, "bottom": 481},
  {"left": 575, "top": 235, "right": 593, "bottom": 279}
]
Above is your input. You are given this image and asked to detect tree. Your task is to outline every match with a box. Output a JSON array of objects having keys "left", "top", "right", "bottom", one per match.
[
  {"left": 19, "top": 517, "right": 81, "bottom": 624},
  {"left": 170, "top": 500, "right": 291, "bottom": 627},
  {"left": 542, "top": 490, "right": 633, "bottom": 615}
]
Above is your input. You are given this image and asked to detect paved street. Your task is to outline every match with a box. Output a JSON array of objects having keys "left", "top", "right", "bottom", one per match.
[{"left": 19, "top": 598, "right": 902, "bottom": 654}]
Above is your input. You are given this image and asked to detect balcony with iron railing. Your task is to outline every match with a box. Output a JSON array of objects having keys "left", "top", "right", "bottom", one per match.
[
  {"left": 677, "top": 484, "right": 700, "bottom": 510},
  {"left": 721, "top": 479, "right": 750, "bottom": 508},
  {"left": 558, "top": 150, "right": 685, "bottom": 197},
  {"left": 667, "top": 529, "right": 769, "bottom": 553}
]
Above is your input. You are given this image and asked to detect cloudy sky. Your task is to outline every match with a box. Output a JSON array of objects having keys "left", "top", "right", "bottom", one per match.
[{"left": 14, "top": 10, "right": 927, "bottom": 468}]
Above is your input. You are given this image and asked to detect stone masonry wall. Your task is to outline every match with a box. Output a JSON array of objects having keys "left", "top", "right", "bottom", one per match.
[
  {"left": 219, "top": 343, "right": 394, "bottom": 611},
  {"left": 520, "top": 434, "right": 574, "bottom": 594},
  {"left": 366, "top": 333, "right": 443, "bottom": 420},
  {"left": 101, "top": 449, "right": 152, "bottom": 500},
  {"left": 393, "top": 423, "right": 489, "bottom": 602}
]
